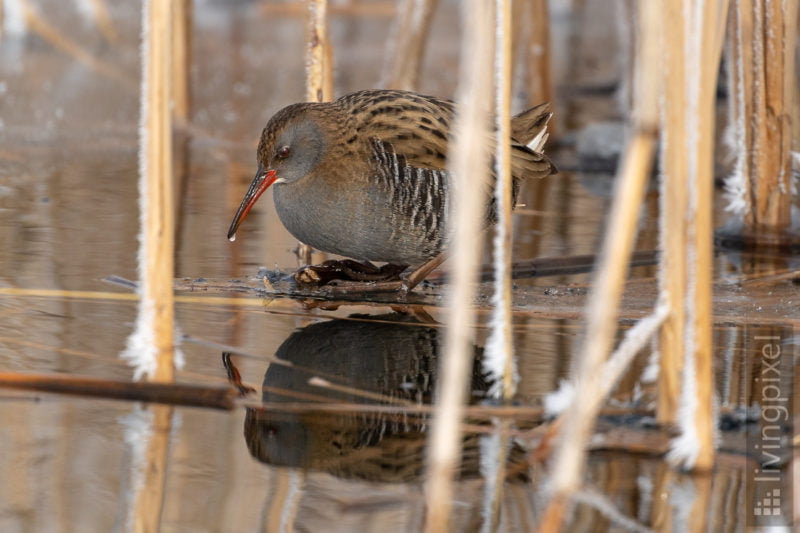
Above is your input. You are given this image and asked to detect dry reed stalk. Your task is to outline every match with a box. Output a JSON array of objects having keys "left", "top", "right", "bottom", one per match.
[
  {"left": 656, "top": 0, "right": 688, "bottom": 426},
  {"left": 423, "top": 1, "right": 493, "bottom": 530},
  {"left": 88, "top": 0, "right": 118, "bottom": 44},
  {"left": 479, "top": 3, "right": 515, "bottom": 525},
  {"left": 298, "top": 0, "right": 333, "bottom": 265},
  {"left": 138, "top": 0, "right": 176, "bottom": 382},
  {"left": 669, "top": 0, "right": 729, "bottom": 473},
  {"left": 728, "top": 0, "right": 798, "bottom": 234},
  {"left": 538, "top": 3, "right": 660, "bottom": 529},
  {"left": 127, "top": 405, "right": 173, "bottom": 533},
  {"left": 381, "top": 0, "right": 439, "bottom": 90},
  {"left": 487, "top": 0, "right": 515, "bottom": 400}
]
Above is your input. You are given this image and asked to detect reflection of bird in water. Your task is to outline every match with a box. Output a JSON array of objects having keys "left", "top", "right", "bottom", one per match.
[{"left": 237, "top": 313, "right": 529, "bottom": 483}]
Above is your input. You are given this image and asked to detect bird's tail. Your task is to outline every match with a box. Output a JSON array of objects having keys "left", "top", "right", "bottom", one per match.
[
  {"left": 511, "top": 102, "right": 553, "bottom": 152},
  {"left": 509, "top": 102, "right": 557, "bottom": 179}
]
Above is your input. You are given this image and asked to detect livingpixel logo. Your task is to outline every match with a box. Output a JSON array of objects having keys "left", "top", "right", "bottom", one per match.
[{"left": 748, "top": 334, "right": 793, "bottom": 527}]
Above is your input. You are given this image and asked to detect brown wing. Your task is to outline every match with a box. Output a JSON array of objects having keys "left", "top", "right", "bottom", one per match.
[
  {"left": 337, "top": 90, "right": 455, "bottom": 171},
  {"left": 337, "top": 89, "right": 555, "bottom": 180}
]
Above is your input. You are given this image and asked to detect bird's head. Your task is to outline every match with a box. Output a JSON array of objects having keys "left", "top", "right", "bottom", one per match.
[{"left": 227, "top": 103, "right": 327, "bottom": 241}]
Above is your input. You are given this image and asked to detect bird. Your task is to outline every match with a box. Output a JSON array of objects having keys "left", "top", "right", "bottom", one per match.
[{"left": 227, "top": 89, "right": 556, "bottom": 275}]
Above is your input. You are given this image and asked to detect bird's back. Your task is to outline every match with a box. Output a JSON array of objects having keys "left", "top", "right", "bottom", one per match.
[{"left": 336, "top": 89, "right": 456, "bottom": 171}]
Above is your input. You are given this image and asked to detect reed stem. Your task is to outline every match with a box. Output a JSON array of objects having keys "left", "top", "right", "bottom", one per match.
[
  {"left": 135, "top": 0, "right": 176, "bottom": 383},
  {"left": 424, "top": 2, "right": 493, "bottom": 530},
  {"left": 488, "top": 0, "right": 515, "bottom": 400},
  {"left": 656, "top": 0, "right": 688, "bottom": 426},
  {"left": 727, "top": 0, "right": 798, "bottom": 234}
]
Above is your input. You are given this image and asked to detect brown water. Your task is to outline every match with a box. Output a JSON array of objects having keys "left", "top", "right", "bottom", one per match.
[{"left": 1, "top": 2, "right": 797, "bottom": 531}]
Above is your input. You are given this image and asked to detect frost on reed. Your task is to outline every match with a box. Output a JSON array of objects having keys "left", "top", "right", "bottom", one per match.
[
  {"left": 721, "top": 11, "right": 748, "bottom": 217},
  {"left": 544, "top": 305, "right": 668, "bottom": 418},
  {"left": 721, "top": 1, "right": 798, "bottom": 228},
  {"left": 484, "top": 0, "right": 517, "bottom": 400}
]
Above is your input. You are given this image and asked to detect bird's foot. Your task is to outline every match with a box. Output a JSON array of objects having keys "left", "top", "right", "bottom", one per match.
[{"left": 294, "top": 260, "right": 408, "bottom": 286}]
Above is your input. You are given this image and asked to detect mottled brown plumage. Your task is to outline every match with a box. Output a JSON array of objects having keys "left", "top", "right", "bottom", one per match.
[{"left": 228, "top": 89, "right": 556, "bottom": 265}]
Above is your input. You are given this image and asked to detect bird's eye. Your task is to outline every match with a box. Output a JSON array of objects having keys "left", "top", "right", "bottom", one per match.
[{"left": 277, "top": 146, "right": 291, "bottom": 159}]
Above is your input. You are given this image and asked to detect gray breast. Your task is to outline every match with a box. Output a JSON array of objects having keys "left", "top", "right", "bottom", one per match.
[{"left": 273, "top": 167, "right": 449, "bottom": 265}]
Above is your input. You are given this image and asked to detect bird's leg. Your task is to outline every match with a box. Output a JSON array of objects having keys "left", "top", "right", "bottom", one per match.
[
  {"left": 294, "top": 259, "right": 409, "bottom": 286},
  {"left": 221, "top": 352, "right": 256, "bottom": 397},
  {"left": 400, "top": 253, "right": 447, "bottom": 292}
]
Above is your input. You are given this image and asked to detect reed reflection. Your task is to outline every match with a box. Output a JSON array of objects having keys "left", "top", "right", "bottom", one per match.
[{"left": 229, "top": 312, "right": 529, "bottom": 483}]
